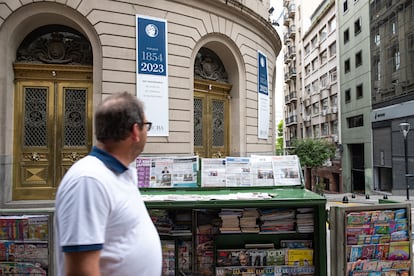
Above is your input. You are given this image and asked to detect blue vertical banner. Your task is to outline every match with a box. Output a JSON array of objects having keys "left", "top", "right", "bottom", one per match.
[
  {"left": 258, "top": 50, "right": 269, "bottom": 139},
  {"left": 136, "top": 15, "right": 169, "bottom": 136}
]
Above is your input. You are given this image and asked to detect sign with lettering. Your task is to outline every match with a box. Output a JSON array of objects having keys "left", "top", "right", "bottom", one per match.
[
  {"left": 136, "top": 15, "right": 169, "bottom": 136},
  {"left": 258, "top": 50, "right": 269, "bottom": 139}
]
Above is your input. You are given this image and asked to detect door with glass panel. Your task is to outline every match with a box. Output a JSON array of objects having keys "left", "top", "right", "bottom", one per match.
[
  {"left": 194, "top": 80, "right": 231, "bottom": 158},
  {"left": 13, "top": 66, "right": 92, "bottom": 200}
]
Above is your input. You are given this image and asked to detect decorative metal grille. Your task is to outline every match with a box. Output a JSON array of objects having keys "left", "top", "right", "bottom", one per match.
[
  {"left": 194, "top": 98, "right": 203, "bottom": 146},
  {"left": 212, "top": 100, "right": 224, "bottom": 147},
  {"left": 16, "top": 25, "right": 92, "bottom": 65},
  {"left": 64, "top": 88, "right": 87, "bottom": 146},
  {"left": 23, "top": 87, "right": 48, "bottom": 147},
  {"left": 194, "top": 47, "right": 228, "bottom": 83}
]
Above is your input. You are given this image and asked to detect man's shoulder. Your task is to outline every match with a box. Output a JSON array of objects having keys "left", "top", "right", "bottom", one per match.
[{"left": 64, "top": 155, "right": 109, "bottom": 179}]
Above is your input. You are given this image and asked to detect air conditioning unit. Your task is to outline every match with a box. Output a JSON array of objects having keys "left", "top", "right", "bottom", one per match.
[
  {"left": 331, "top": 106, "right": 338, "bottom": 113},
  {"left": 322, "top": 110, "right": 327, "bottom": 116},
  {"left": 332, "top": 135, "right": 338, "bottom": 142}
]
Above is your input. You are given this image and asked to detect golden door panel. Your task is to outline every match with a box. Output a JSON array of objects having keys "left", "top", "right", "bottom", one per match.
[
  {"left": 13, "top": 80, "right": 92, "bottom": 200},
  {"left": 194, "top": 80, "right": 231, "bottom": 158}
]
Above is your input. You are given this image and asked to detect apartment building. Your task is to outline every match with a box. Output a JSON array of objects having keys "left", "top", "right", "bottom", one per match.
[
  {"left": 302, "top": 0, "right": 341, "bottom": 192},
  {"left": 370, "top": 0, "right": 414, "bottom": 196},
  {"left": 338, "top": 0, "right": 374, "bottom": 194},
  {"left": 284, "top": 0, "right": 341, "bottom": 191}
]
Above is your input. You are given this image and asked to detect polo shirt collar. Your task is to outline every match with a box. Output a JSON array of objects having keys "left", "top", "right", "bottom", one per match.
[{"left": 89, "top": 146, "right": 128, "bottom": 174}]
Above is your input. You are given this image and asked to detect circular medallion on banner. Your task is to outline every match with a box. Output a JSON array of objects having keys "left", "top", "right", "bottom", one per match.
[
  {"left": 260, "top": 56, "right": 265, "bottom": 67},
  {"left": 145, "top": 24, "right": 159, "bottom": 38}
]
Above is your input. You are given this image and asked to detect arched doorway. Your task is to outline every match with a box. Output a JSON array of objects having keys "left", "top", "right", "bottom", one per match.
[
  {"left": 13, "top": 25, "right": 93, "bottom": 200},
  {"left": 194, "top": 47, "right": 232, "bottom": 158}
]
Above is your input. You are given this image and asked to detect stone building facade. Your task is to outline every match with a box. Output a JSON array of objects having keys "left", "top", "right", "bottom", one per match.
[{"left": 0, "top": 0, "right": 281, "bottom": 206}]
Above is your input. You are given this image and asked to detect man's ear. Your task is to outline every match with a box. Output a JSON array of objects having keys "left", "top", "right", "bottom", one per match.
[{"left": 132, "top": 123, "right": 141, "bottom": 141}]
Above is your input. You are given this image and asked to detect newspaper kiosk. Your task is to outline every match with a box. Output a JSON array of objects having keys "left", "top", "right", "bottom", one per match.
[{"left": 140, "top": 155, "right": 328, "bottom": 275}]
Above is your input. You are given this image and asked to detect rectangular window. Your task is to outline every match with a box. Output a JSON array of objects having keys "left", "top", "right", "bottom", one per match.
[
  {"left": 319, "top": 26, "right": 327, "bottom": 41},
  {"left": 345, "top": 58, "right": 351, "bottom": 73},
  {"left": 329, "top": 68, "right": 337, "bottom": 82},
  {"left": 347, "top": 115, "right": 364, "bottom": 128},
  {"left": 355, "top": 51, "right": 362, "bottom": 67},
  {"left": 343, "top": 0, "right": 348, "bottom": 13},
  {"left": 354, "top": 17, "right": 362, "bottom": 35},
  {"left": 311, "top": 35, "right": 318, "bottom": 49},
  {"left": 328, "top": 17, "right": 336, "bottom": 33},
  {"left": 329, "top": 42, "right": 336, "bottom": 57},
  {"left": 305, "top": 64, "right": 311, "bottom": 75},
  {"left": 356, "top": 84, "right": 363, "bottom": 99},
  {"left": 391, "top": 46, "right": 400, "bottom": 72},
  {"left": 311, "top": 58, "right": 318, "bottom": 71},
  {"left": 305, "top": 43, "right": 310, "bottom": 55},
  {"left": 344, "top": 29, "right": 350, "bottom": 44},
  {"left": 320, "top": 74, "right": 328, "bottom": 88},
  {"left": 390, "top": 16, "right": 397, "bottom": 36},
  {"left": 320, "top": 50, "right": 327, "bottom": 64},
  {"left": 373, "top": 27, "right": 380, "bottom": 46},
  {"left": 321, "top": 123, "right": 329, "bottom": 136},
  {"left": 313, "top": 102, "right": 320, "bottom": 115},
  {"left": 345, "top": 89, "right": 351, "bottom": 103},
  {"left": 374, "top": 57, "right": 381, "bottom": 81}
]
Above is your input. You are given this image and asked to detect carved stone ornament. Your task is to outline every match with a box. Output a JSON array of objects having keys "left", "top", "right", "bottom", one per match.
[
  {"left": 194, "top": 47, "right": 228, "bottom": 83},
  {"left": 16, "top": 26, "right": 93, "bottom": 65}
]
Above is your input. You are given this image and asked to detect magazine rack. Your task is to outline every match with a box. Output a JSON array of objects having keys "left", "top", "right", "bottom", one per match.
[
  {"left": 0, "top": 209, "right": 54, "bottom": 276},
  {"left": 142, "top": 187, "right": 327, "bottom": 275},
  {"left": 329, "top": 203, "right": 413, "bottom": 275}
]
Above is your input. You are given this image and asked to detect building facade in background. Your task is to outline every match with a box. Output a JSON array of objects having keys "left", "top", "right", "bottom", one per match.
[
  {"left": 370, "top": 0, "right": 414, "bottom": 196},
  {"left": 283, "top": 0, "right": 341, "bottom": 192},
  {"left": 0, "top": 0, "right": 281, "bottom": 206},
  {"left": 338, "top": 0, "right": 373, "bottom": 195}
]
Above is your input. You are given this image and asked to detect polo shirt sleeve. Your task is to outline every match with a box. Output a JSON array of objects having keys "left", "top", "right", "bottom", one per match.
[{"left": 56, "top": 176, "right": 110, "bottom": 252}]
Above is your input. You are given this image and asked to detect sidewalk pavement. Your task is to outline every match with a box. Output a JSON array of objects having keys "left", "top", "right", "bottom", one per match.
[{"left": 323, "top": 191, "right": 414, "bottom": 206}]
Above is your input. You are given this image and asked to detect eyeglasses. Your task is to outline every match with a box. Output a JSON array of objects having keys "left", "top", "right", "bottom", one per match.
[{"left": 141, "top": 122, "right": 152, "bottom": 131}]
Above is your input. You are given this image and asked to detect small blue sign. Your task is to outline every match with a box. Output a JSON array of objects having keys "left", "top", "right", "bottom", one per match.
[
  {"left": 258, "top": 51, "right": 268, "bottom": 95},
  {"left": 137, "top": 17, "right": 167, "bottom": 76}
]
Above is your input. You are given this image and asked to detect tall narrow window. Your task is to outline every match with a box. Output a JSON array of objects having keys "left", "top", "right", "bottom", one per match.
[
  {"left": 344, "top": 29, "right": 350, "bottom": 44},
  {"left": 356, "top": 84, "right": 363, "bottom": 99},
  {"left": 355, "top": 51, "right": 362, "bottom": 67},
  {"left": 345, "top": 58, "right": 351, "bottom": 73},
  {"left": 354, "top": 17, "right": 362, "bottom": 35}
]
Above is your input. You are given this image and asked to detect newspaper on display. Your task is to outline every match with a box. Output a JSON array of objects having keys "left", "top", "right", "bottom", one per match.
[
  {"left": 136, "top": 156, "right": 198, "bottom": 188},
  {"left": 137, "top": 155, "right": 302, "bottom": 188}
]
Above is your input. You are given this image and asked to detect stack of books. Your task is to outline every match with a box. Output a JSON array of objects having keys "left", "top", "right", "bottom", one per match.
[
  {"left": 219, "top": 209, "right": 243, "bottom": 233},
  {"left": 259, "top": 209, "right": 296, "bottom": 233},
  {"left": 296, "top": 208, "right": 314, "bottom": 233},
  {"left": 240, "top": 208, "right": 260, "bottom": 233}
]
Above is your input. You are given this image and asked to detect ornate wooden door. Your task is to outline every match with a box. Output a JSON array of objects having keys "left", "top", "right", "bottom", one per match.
[
  {"left": 194, "top": 80, "right": 231, "bottom": 158},
  {"left": 13, "top": 64, "right": 93, "bottom": 200}
]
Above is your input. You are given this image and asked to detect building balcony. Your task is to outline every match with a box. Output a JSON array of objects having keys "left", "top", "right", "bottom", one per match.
[
  {"left": 284, "top": 73, "right": 290, "bottom": 83},
  {"left": 288, "top": 25, "right": 296, "bottom": 39},
  {"left": 289, "top": 67, "right": 296, "bottom": 79},
  {"left": 283, "top": 33, "right": 291, "bottom": 44},
  {"left": 284, "top": 53, "right": 291, "bottom": 64},
  {"left": 285, "top": 91, "right": 297, "bottom": 103},
  {"left": 289, "top": 46, "right": 296, "bottom": 58},
  {"left": 288, "top": 4, "right": 295, "bottom": 18},
  {"left": 285, "top": 115, "right": 298, "bottom": 126},
  {"left": 283, "top": 14, "right": 290, "bottom": 26}
]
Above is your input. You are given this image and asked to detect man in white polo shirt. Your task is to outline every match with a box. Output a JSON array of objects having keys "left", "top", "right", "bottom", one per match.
[{"left": 54, "top": 92, "right": 162, "bottom": 276}]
